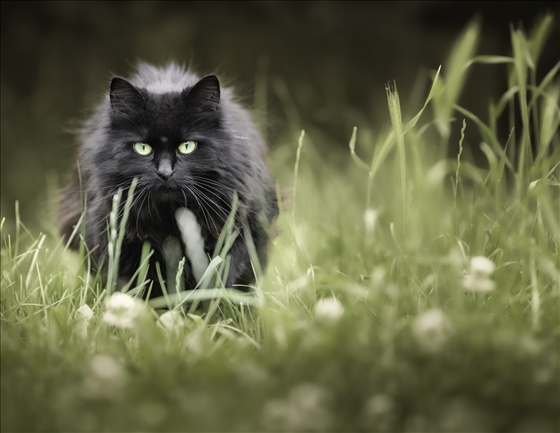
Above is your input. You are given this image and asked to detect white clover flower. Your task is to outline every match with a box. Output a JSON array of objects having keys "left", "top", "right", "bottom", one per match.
[
  {"left": 314, "top": 297, "right": 344, "bottom": 321},
  {"left": 412, "top": 308, "right": 452, "bottom": 352},
  {"left": 157, "top": 310, "right": 185, "bottom": 332},
  {"left": 463, "top": 256, "right": 496, "bottom": 293},
  {"left": 74, "top": 304, "right": 94, "bottom": 338},
  {"left": 463, "top": 276, "right": 496, "bottom": 293},
  {"left": 102, "top": 292, "right": 148, "bottom": 329},
  {"left": 469, "top": 256, "right": 496, "bottom": 277},
  {"left": 75, "top": 304, "right": 94, "bottom": 320},
  {"left": 82, "top": 354, "right": 128, "bottom": 400}
]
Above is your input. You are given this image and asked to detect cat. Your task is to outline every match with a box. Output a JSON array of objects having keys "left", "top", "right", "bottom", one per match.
[{"left": 59, "top": 63, "right": 278, "bottom": 298}]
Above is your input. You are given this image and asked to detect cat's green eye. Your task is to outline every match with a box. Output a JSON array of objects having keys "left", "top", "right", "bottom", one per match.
[
  {"left": 133, "top": 142, "right": 153, "bottom": 156},
  {"left": 178, "top": 140, "right": 197, "bottom": 155}
]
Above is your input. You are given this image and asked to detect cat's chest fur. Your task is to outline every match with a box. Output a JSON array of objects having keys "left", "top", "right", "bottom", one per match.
[{"left": 161, "top": 207, "right": 209, "bottom": 292}]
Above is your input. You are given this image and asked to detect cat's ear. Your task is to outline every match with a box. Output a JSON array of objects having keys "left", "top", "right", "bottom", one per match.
[
  {"left": 182, "top": 75, "right": 220, "bottom": 111},
  {"left": 109, "top": 77, "right": 145, "bottom": 116}
]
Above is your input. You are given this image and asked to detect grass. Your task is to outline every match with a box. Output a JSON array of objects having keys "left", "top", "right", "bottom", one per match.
[{"left": 2, "top": 16, "right": 559, "bottom": 432}]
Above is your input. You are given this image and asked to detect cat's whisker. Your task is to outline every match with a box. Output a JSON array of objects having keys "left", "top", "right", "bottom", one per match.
[
  {"left": 191, "top": 182, "right": 238, "bottom": 213},
  {"left": 66, "top": 180, "right": 131, "bottom": 194},
  {"left": 181, "top": 186, "right": 219, "bottom": 238},
  {"left": 184, "top": 186, "right": 219, "bottom": 237},
  {"left": 94, "top": 186, "right": 148, "bottom": 240},
  {"left": 190, "top": 182, "right": 244, "bottom": 224},
  {"left": 188, "top": 185, "right": 227, "bottom": 221},
  {"left": 189, "top": 175, "right": 239, "bottom": 193},
  {"left": 95, "top": 186, "right": 150, "bottom": 259},
  {"left": 189, "top": 192, "right": 238, "bottom": 232},
  {"left": 70, "top": 183, "right": 133, "bottom": 213},
  {"left": 188, "top": 184, "right": 248, "bottom": 244},
  {"left": 147, "top": 190, "right": 155, "bottom": 222},
  {"left": 135, "top": 189, "right": 149, "bottom": 239}
]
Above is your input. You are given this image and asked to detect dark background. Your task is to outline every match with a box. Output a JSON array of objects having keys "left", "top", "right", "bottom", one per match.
[{"left": 1, "top": 1, "right": 559, "bottom": 228}]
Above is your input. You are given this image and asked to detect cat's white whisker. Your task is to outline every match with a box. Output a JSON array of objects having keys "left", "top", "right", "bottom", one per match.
[
  {"left": 188, "top": 185, "right": 237, "bottom": 234},
  {"left": 190, "top": 184, "right": 245, "bottom": 229},
  {"left": 185, "top": 186, "right": 218, "bottom": 236},
  {"left": 96, "top": 185, "right": 149, "bottom": 246}
]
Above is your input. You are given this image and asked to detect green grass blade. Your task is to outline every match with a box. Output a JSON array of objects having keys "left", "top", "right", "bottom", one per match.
[
  {"left": 403, "top": 65, "right": 442, "bottom": 135},
  {"left": 349, "top": 126, "right": 370, "bottom": 171},
  {"left": 434, "top": 19, "right": 480, "bottom": 138}
]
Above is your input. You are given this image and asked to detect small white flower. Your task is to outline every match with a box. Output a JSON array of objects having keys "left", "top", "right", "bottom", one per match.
[
  {"left": 314, "top": 297, "right": 344, "bottom": 321},
  {"left": 412, "top": 308, "right": 452, "bottom": 352},
  {"left": 469, "top": 256, "right": 496, "bottom": 277},
  {"left": 103, "top": 292, "right": 147, "bottom": 329},
  {"left": 463, "top": 275, "right": 496, "bottom": 293},
  {"left": 157, "top": 310, "right": 185, "bottom": 331},
  {"left": 463, "top": 256, "right": 496, "bottom": 293},
  {"left": 75, "top": 304, "right": 94, "bottom": 320},
  {"left": 74, "top": 304, "right": 94, "bottom": 338}
]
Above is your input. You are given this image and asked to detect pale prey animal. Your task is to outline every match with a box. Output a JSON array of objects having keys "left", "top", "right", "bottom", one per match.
[{"left": 59, "top": 63, "right": 278, "bottom": 298}]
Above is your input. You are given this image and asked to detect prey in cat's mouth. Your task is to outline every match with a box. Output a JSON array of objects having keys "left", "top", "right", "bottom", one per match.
[{"left": 59, "top": 63, "right": 278, "bottom": 299}]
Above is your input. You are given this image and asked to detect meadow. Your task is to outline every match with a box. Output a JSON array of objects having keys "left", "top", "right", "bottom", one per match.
[{"left": 1, "top": 16, "right": 559, "bottom": 432}]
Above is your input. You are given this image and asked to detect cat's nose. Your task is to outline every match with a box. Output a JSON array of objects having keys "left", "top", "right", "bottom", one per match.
[{"left": 156, "top": 159, "right": 174, "bottom": 180}]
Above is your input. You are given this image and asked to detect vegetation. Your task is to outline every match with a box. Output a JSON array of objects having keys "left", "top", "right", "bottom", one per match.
[{"left": 2, "top": 16, "right": 559, "bottom": 432}]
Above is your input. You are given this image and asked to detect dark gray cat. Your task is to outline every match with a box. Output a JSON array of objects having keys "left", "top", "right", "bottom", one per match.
[{"left": 60, "top": 63, "right": 278, "bottom": 297}]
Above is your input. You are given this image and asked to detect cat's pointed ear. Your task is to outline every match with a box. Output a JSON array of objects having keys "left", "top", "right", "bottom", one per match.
[
  {"left": 109, "top": 77, "right": 145, "bottom": 115},
  {"left": 182, "top": 75, "right": 220, "bottom": 111}
]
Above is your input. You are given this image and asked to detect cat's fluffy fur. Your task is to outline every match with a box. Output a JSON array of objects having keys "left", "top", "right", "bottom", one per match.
[{"left": 60, "top": 63, "right": 278, "bottom": 296}]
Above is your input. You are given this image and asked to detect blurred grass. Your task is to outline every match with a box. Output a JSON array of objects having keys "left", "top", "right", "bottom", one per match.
[{"left": 2, "top": 15, "right": 560, "bottom": 432}]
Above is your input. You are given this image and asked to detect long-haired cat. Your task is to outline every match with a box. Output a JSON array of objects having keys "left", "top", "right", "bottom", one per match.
[{"left": 59, "top": 63, "right": 278, "bottom": 298}]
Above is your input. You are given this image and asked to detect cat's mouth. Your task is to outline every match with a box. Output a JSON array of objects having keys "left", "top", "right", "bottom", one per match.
[
  {"left": 153, "top": 178, "right": 177, "bottom": 190},
  {"left": 150, "top": 182, "right": 183, "bottom": 202}
]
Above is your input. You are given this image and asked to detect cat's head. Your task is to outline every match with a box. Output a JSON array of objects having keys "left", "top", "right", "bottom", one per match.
[
  {"left": 101, "top": 74, "right": 225, "bottom": 197},
  {"left": 96, "top": 75, "right": 249, "bottom": 223},
  {"left": 87, "top": 72, "right": 249, "bottom": 239}
]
